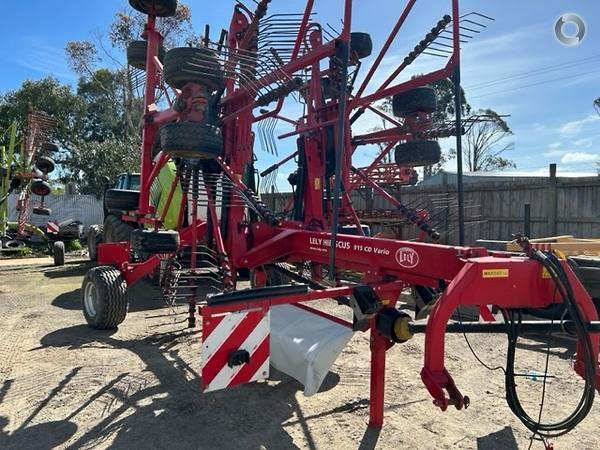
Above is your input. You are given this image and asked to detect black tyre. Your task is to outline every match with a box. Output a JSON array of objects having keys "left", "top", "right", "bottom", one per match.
[
  {"left": 53, "top": 241, "right": 65, "bottom": 266},
  {"left": 395, "top": 140, "right": 441, "bottom": 167},
  {"left": 321, "top": 77, "right": 335, "bottom": 99},
  {"left": 82, "top": 266, "right": 128, "bottom": 329},
  {"left": 393, "top": 87, "right": 437, "bottom": 116},
  {"left": 350, "top": 32, "right": 373, "bottom": 59},
  {"left": 10, "top": 176, "right": 22, "bottom": 190},
  {"left": 30, "top": 179, "right": 51, "bottom": 197},
  {"left": 287, "top": 171, "right": 298, "bottom": 186},
  {"left": 32, "top": 207, "right": 51, "bottom": 216},
  {"left": 151, "top": 132, "right": 162, "bottom": 159},
  {"left": 237, "top": 268, "right": 251, "bottom": 280},
  {"left": 576, "top": 266, "right": 600, "bottom": 299},
  {"left": 41, "top": 142, "right": 58, "bottom": 153},
  {"left": 250, "top": 266, "right": 286, "bottom": 288},
  {"left": 127, "top": 40, "right": 166, "bottom": 70},
  {"left": 4, "top": 240, "right": 25, "bottom": 249},
  {"left": 160, "top": 122, "right": 223, "bottom": 158},
  {"left": 163, "top": 47, "right": 224, "bottom": 91},
  {"left": 103, "top": 215, "right": 134, "bottom": 243},
  {"left": 129, "top": 0, "right": 177, "bottom": 17},
  {"left": 88, "top": 225, "right": 104, "bottom": 261},
  {"left": 131, "top": 229, "right": 180, "bottom": 254},
  {"left": 36, "top": 156, "right": 55, "bottom": 174},
  {"left": 408, "top": 169, "right": 419, "bottom": 186},
  {"left": 569, "top": 257, "right": 600, "bottom": 300},
  {"left": 414, "top": 285, "right": 438, "bottom": 318},
  {"left": 104, "top": 189, "right": 139, "bottom": 211},
  {"left": 570, "top": 257, "right": 600, "bottom": 268}
]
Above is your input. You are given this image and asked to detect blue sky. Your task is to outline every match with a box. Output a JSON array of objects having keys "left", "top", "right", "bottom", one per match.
[{"left": 1, "top": 0, "right": 598, "bottom": 184}]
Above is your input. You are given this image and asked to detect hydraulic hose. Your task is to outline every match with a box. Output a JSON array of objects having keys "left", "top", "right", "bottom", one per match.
[{"left": 505, "top": 237, "right": 596, "bottom": 437}]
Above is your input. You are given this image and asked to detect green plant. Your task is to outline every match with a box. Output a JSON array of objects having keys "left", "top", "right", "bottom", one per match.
[
  {"left": 17, "top": 246, "right": 32, "bottom": 257},
  {"left": 67, "top": 239, "right": 82, "bottom": 252}
]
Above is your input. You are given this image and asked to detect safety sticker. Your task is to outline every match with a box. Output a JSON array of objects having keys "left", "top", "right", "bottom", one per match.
[{"left": 482, "top": 269, "right": 509, "bottom": 278}]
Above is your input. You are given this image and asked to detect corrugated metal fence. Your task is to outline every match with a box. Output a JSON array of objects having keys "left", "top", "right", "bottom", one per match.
[
  {"left": 7, "top": 194, "right": 103, "bottom": 230},
  {"left": 263, "top": 176, "right": 600, "bottom": 246}
]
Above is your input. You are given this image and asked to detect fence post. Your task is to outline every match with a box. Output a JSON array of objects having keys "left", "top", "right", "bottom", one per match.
[
  {"left": 547, "top": 164, "right": 557, "bottom": 236},
  {"left": 270, "top": 185, "right": 276, "bottom": 211},
  {"left": 523, "top": 203, "right": 531, "bottom": 237},
  {"left": 366, "top": 187, "right": 374, "bottom": 213}
]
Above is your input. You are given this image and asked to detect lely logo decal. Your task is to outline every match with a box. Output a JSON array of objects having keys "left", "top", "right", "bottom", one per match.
[{"left": 395, "top": 247, "right": 419, "bottom": 268}]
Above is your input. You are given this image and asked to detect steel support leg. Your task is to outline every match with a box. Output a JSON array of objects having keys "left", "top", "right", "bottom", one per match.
[{"left": 368, "top": 326, "right": 387, "bottom": 428}]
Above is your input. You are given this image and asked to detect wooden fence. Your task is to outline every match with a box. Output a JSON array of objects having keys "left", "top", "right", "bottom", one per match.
[{"left": 263, "top": 174, "right": 600, "bottom": 246}]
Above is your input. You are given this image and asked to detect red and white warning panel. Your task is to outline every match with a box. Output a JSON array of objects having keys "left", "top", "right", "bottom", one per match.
[
  {"left": 46, "top": 221, "right": 59, "bottom": 234},
  {"left": 201, "top": 309, "right": 270, "bottom": 392}
]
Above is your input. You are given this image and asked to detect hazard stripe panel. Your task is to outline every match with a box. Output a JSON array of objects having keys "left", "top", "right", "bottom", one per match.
[{"left": 201, "top": 309, "right": 270, "bottom": 392}]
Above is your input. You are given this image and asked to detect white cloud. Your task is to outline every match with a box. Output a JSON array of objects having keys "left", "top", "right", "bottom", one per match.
[
  {"left": 17, "top": 37, "right": 76, "bottom": 81},
  {"left": 544, "top": 149, "right": 566, "bottom": 157},
  {"left": 574, "top": 137, "right": 593, "bottom": 148},
  {"left": 531, "top": 123, "right": 547, "bottom": 133},
  {"left": 560, "top": 152, "right": 599, "bottom": 163},
  {"left": 559, "top": 115, "right": 600, "bottom": 136}
]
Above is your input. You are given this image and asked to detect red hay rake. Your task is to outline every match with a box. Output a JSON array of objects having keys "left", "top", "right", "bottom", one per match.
[
  {"left": 85, "top": 0, "right": 600, "bottom": 440},
  {"left": 14, "top": 112, "right": 58, "bottom": 234}
]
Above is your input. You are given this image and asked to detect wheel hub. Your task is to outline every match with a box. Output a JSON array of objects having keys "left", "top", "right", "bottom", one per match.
[{"left": 84, "top": 281, "right": 98, "bottom": 317}]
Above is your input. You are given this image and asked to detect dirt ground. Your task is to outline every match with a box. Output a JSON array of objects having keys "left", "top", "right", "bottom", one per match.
[{"left": 0, "top": 258, "right": 598, "bottom": 450}]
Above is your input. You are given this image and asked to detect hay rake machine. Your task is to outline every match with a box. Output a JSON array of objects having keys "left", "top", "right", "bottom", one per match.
[
  {"left": 0, "top": 112, "right": 60, "bottom": 249},
  {"left": 84, "top": 0, "right": 600, "bottom": 440},
  {"left": 14, "top": 112, "right": 59, "bottom": 226}
]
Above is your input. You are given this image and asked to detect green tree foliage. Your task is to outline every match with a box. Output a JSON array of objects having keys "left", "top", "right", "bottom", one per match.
[
  {"left": 54, "top": 2, "right": 196, "bottom": 194},
  {"left": 414, "top": 79, "right": 515, "bottom": 174},
  {"left": 369, "top": 77, "right": 471, "bottom": 173},
  {"left": 66, "top": 137, "right": 140, "bottom": 195},
  {"left": 109, "top": 4, "right": 196, "bottom": 50},
  {"left": 76, "top": 69, "right": 142, "bottom": 141},
  {"left": 462, "top": 108, "right": 515, "bottom": 172},
  {"left": 429, "top": 77, "right": 470, "bottom": 124},
  {"left": 425, "top": 78, "right": 470, "bottom": 178},
  {"left": 0, "top": 77, "right": 85, "bottom": 148},
  {"left": 0, "top": 73, "right": 144, "bottom": 194}
]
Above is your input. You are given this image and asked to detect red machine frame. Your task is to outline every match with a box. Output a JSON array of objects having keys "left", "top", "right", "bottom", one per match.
[{"left": 96, "top": 0, "right": 600, "bottom": 431}]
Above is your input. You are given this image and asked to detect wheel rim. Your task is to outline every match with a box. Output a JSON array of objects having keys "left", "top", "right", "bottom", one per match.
[{"left": 84, "top": 281, "right": 98, "bottom": 318}]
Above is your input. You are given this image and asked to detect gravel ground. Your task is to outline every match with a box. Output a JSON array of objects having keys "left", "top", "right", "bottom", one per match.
[{"left": 0, "top": 259, "right": 598, "bottom": 449}]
